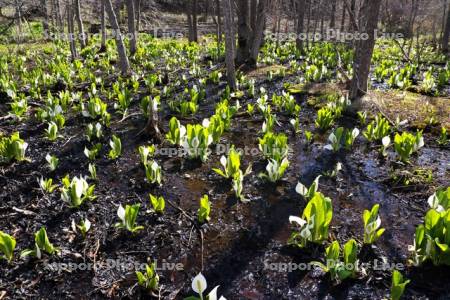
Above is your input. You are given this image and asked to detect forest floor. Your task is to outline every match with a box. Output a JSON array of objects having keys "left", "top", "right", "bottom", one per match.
[{"left": 0, "top": 41, "right": 449, "bottom": 299}]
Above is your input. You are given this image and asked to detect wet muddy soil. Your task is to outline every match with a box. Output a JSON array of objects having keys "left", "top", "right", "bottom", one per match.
[{"left": 0, "top": 62, "right": 449, "bottom": 300}]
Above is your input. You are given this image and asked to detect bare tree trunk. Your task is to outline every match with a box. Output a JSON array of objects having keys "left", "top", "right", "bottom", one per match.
[
  {"left": 306, "top": 0, "right": 311, "bottom": 48},
  {"left": 50, "top": 0, "right": 56, "bottom": 30},
  {"left": 320, "top": 1, "right": 324, "bottom": 36},
  {"left": 349, "top": 0, "right": 382, "bottom": 106},
  {"left": 187, "top": 0, "right": 198, "bottom": 42},
  {"left": 330, "top": 0, "right": 336, "bottom": 28},
  {"left": 55, "top": 0, "right": 63, "bottom": 31},
  {"left": 442, "top": 1, "right": 450, "bottom": 53},
  {"left": 348, "top": 0, "right": 356, "bottom": 31},
  {"left": 74, "top": 0, "right": 87, "bottom": 48},
  {"left": 187, "top": 10, "right": 194, "bottom": 41},
  {"left": 215, "top": 0, "right": 222, "bottom": 43},
  {"left": 236, "top": 0, "right": 251, "bottom": 65},
  {"left": 223, "top": 0, "right": 236, "bottom": 90},
  {"left": 41, "top": 0, "right": 49, "bottom": 34},
  {"left": 204, "top": 0, "right": 210, "bottom": 22},
  {"left": 250, "top": 0, "right": 257, "bottom": 31},
  {"left": 100, "top": 0, "right": 107, "bottom": 51},
  {"left": 296, "top": 0, "right": 306, "bottom": 50},
  {"left": 249, "top": 0, "right": 268, "bottom": 66},
  {"left": 126, "top": 0, "right": 137, "bottom": 55},
  {"left": 193, "top": 0, "right": 198, "bottom": 42},
  {"left": 15, "top": 0, "right": 22, "bottom": 44},
  {"left": 105, "top": 0, "right": 131, "bottom": 74},
  {"left": 67, "top": 3, "right": 78, "bottom": 60},
  {"left": 135, "top": 0, "right": 141, "bottom": 32},
  {"left": 340, "top": 0, "right": 347, "bottom": 31}
]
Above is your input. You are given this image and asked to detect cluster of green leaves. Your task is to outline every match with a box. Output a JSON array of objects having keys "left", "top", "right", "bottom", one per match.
[
  {"left": 0, "top": 132, "right": 28, "bottom": 163},
  {"left": 45, "top": 121, "right": 61, "bottom": 141},
  {"left": 204, "top": 115, "right": 225, "bottom": 143},
  {"left": 35, "top": 91, "right": 68, "bottom": 129},
  {"left": 81, "top": 95, "right": 111, "bottom": 126},
  {"left": 144, "top": 160, "right": 162, "bottom": 185},
  {"left": 363, "top": 114, "right": 391, "bottom": 142},
  {"left": 149, "top": 194, "right": 165, "bottom": 214},
  {"left": 112, "top": 82, "right": 132, "bottom": 116},
  {"left": 60, "top": 175, "right": 96, "bottom": 207},
  {"left": 421, "top": 69, "right": 436, "bottom": 94},
  {"left": 198, "top": 195, "right": 211, "bottom": 223},
  {"left": 38, "top": 177, "right": 58, "bottom": 194},
  {"left": 295, "top": 175, "right": 321, "bottom": 201},
  {"left": 136, "top": 262, "right": 159, "bottom": 292},
  {"left": 393, "top": 131, "right": 424, "bottom": 162},
  {"left": 428, "top": 187, "right": 450, "bottom": 213},
  {"left": 86, "top": 122, "right": 103, "bottom": 142},
  {"left": 115, "top": 204, "right": 144, "bottom": 233},
  {"left": 108, "top": 135, "right": 122, "bottom": 160},
  {"left": 166, "top": 117, "right": 186, "bottom": 145},
  {"left": 390, "top": 270, "right": 410, "bottom": 300},
  {"left": 363, "top": 204, "right": 385, "bottom": 244},
  {"left": 140, "top": 95, "right": 160, "bottom": 118},
  {"left": 21, "top": 227, "right": 57, "bottom": 259},
  {"left": 289, "top": 192, "right": 333, "bottom": 247},
  {"left": 0, "top": 231, "right": 16, "bottom": 262},
  {"left": 410, "top": 190, "right": 450, "bottom": 266},
  {"left": 181, "top": 124, "right": 213, "bottom": 162},
  {"left": 311, "top": 239, "right": 359, "bottom": 282},
  {"left": 214, "top": 99, "right": 239, "bottom": 131},
  {"left": 9, "top": 93, "right": 28, "bottom": 120},
  {"left": 437, "top": 126, "right": 448, "bottom": 146},
  {"left": 72, "top": 218, "right": 91, "bottom": 238},
  {"left": 315, "top": 107, "right": 336, "bottom": 132},
  {"left": 258, "top": 132, "right": 290, "bottom": 182},
  {"left": 84, "top": 143, "right": 102, "bottom": 160},
  {"left": 388, "top": 64, "right": 416, "bottom": 90},
  {"left": 324, "top": 127, "right": 359, "bottom": 152},
  {"left": 272, "top": 91, "right": 301, "bottom": 116},
  {"left": 139, "top": 145, "right": 156, "bottom": 166},
  {"left": 258, "top": 132, "right": 289, "bottom": 163},
  {"left": 213, "top": 147, "right": 251, "bottom": 201}
]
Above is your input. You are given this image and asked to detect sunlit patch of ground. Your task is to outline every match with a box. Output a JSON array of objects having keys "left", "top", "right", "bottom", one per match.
[{"left": 366, "top": 90, "right": 450, "bottom": 130}]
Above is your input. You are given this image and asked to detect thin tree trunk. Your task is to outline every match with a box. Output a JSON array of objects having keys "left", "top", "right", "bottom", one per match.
[
  {"left": 135, "top": 0, "right": 141, "bottom": 32},
  {"left": 126, "top": 0, "right": 137, "bottom": 55},
  {"left": 15, "top": 0, "right": 22, "bottom": 44},
  {"left": 100, "top": 0, "right": 107, "bottom": 51},
  {"left": 330, "top": 0, "right": 336, "bottom": 28},
  {"left": 50, "top": 0, "right": 56, "bottom": 30},
  {"left": 67, "top": 3, "right": 78, "bottom": 60},
  {"left": 215, "top": 0, "right": 222, "bottom": 43},
  {"left": 55, "top": 0, "right": 63, "bottom": 31},
  {"left": 320, "top": 1, "right": 324, "bottom": 36},
  {"left": 306, "top": 0, "right": 311, "bottom": 48},
  {"left": 340, "top": 0, "right": 347, "bottom": 31},
  {"left": 193, "top": 0, "right": 198, "bottom": 42},
  {"left": 442, "top": 1, "right": 450, "bottom": 53},
  {"left": 249, "top": 0, "right": 268, "bottom": 66},
  {"left": 250, "top": 0, "right": 257, "bottom": 31},
  {"left": 223, "top": 0, "right": 236, "bottom": 90},
  {"left": 74, "top": 0, "right": 87, "bottom": 48},
  {"left": 187, "top": 10, "right": 194, "bottom": 41},
  {"left": 349, "top": 0, "right": 382, "bottom": 105},
  {"left": 296, "top": 0, "right": 306, "bottom": 51},
  {"left": 348, "top": 0, "right": 356, "bottom": 31},
  {"left": 236, "top": 0, "right": 251, "bottom": 65},
  {"left": 41, "top": 0, "right": 49, "bottom": 34},
  {"left": 105, "top": 0, "right": 131, "bottom": 74}
]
